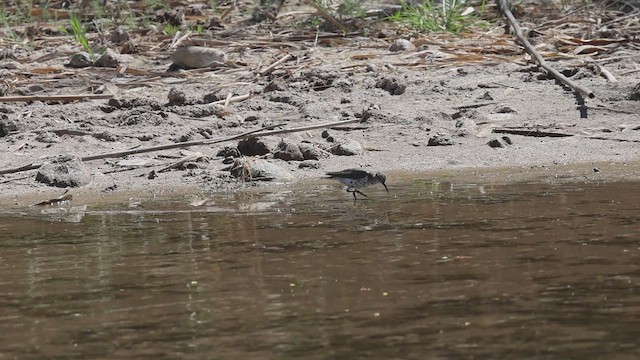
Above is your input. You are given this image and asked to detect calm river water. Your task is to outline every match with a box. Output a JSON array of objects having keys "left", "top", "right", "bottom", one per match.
[{"left": 0, "top": 180, "right": 638, "bottom": 359}]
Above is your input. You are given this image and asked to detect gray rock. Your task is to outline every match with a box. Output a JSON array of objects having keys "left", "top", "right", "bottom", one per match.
[
  {"left": 94, "top": 49, "right": 120, "bottom": 68},
  {"left": 299, "top": 142, "right": 327, "bottom": 160},
  {"left": 35, "top": 156, "right": 91, "bottom": 188},
  {"left": 230, "top": 159, "right": 292, "bottom": 181},
  {"left": 68, "top": 52, "right": 93, "bottom": 68},
  {"left": 298, "top": 160, "right": 320, "bottom": 169},
  {"left": 35, "top": 131, "right": 62, "bottom": 143},
  {"left": 167, "top": 87, "right": 187, "bottom": 105},
  {"left": 273, "top": 140, "right": 304, "bottom": 161},
  {"left": 454, "top": 119, "right": 478, "bottom": 137},
  {"left": 110, "top": 27, "right": 130, "bottom": 43},
  {"left": 0, "top": 61, "right": 19, "bottom": 69},
  {"left": 171, "top": 46, "right": 227, "bottom": 69},
  {"left": 329, "top": 139, "right": 364, "bottom": 156},
  {"left": 389, "top": 39, "right": 415, "bottom": 52}
]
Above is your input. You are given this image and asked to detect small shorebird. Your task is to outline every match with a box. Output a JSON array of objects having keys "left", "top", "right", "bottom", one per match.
[{"left": 326, "top": 169, "right": 389, "bottom": 200}]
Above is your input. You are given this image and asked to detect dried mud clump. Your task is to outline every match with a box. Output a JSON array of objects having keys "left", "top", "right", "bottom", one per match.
[
  {"left": 376, "top": 77, "right": 407, "bottom": 95},
  {"left": 35, "top": 156, "right": 91, "bottom": 188}
]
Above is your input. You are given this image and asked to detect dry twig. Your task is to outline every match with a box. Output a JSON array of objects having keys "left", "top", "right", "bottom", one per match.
[
  {"left": 0, "top": 118, "right": 363, "bottom": 176},
  {"left": 498, "top": 0, "right": 595, "bottom": 98},
  {"left": 0, "top": 94, "right": 113, "bottom": 103}
]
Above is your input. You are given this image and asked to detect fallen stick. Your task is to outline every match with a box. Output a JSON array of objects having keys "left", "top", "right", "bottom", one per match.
[
  {"left": 498, "top": 0, "right": 595, "bottom": 98},
  {"left": 259, "top": 53, "right": 294, "bottom": 75},
  {"left": 0, "top": 117, "right": 362, "bottom": 176},
  {"left": 0, "top": 94, "right": 113, "bottom": 103},
  {"left": 493, "top": 128, "right": 573, "bottom": 138},
  {"left": 213, "top": 93, "right": 250, "bottom": 105}
]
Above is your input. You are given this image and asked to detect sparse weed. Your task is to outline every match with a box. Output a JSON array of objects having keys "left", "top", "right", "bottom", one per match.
[
  {"left": 70, "top": 14, "right": 94, "bottom": 59},
  {"left": 387, "top": 0, "right": 483, "bottom": 33},
  {"left": 164, "top": 24, "right": 180, "bottom": 35}
]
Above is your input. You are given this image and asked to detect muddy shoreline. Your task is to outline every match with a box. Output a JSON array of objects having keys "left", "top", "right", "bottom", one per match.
[{"left": 1, "top": 24, "right": 639, "bottom": 208}]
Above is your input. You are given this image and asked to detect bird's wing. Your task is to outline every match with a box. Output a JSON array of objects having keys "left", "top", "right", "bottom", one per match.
[{"left": 326, "top": 169, "right": 369, "bottom": 179}]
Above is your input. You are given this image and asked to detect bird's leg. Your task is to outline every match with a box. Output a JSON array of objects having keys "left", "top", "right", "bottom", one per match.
[{"left": 346, "top": 188, "right": 367, "bottom": 200}]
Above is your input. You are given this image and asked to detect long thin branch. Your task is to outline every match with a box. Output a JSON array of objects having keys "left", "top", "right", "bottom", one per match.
[
  {"left": 0, "top": 94, "right": 113, "bottom": 103},
  {"left": 498, "top": 0, "right": 595, "bottom": 98},
  {"left": 0, "top": 118, "right": 362, "bottom": 176}
]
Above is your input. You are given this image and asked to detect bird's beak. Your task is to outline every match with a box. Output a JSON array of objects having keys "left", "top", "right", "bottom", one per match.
[{"left": 383, "top": 183, "right": 389, "bottom": 193}]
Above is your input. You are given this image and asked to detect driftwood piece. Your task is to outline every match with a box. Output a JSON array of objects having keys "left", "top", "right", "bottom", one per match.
[
  {"left": 498, "top": 0, "right": 595, "bottom": 98},
  {"left": 0, "top": 118, "right": 363, "bottom": 176},
  {"left": 493, "top": 127, "right": 574, "bottom": 138}
]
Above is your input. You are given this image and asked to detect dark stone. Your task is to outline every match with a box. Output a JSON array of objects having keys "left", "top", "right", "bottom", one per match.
[
  {"left": 427, "top": 135, "right": 454, "bottom": 146},
  {"left": 110, "top": 27, "right": 130, "bottom": 43},
  {"left": 203, "top": 92, "right": 221, "bottom": 103},
  {"left": 168, "top": 87, "right": 187, "bottom": 105},
  {"left": 237, "top": 137, "right": 270, "bottom": 156},
  {"left": 94, "top": 49, "right": 120, "bottom": 68},
  {"left": 487, "top": 139, "right": 504, "bottom": 148},
  {"left": 222, "top": 156, "right": 235, "bottom": 164},
  {"left": 629, "top": 83, "right": 640, "bottom": 101},
  {"left": 35, "top": 156, "right": 91, "bottom": 188},
  {"left": 67, "top": 52, "right": 93, "bottom": 68},
  {"left": 0, "top": 120, "right": 18, "bottom": 137},
  {"left": 496, "top": 105, "right": 517, "bottom": 114},
  {"left": 502, "top": 136, "right": 513, "bottom": 145}
]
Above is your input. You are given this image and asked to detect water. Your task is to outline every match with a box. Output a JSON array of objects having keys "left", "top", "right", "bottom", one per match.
[{"left": 0, "top": 181, "right": 638, "bottom": 359}]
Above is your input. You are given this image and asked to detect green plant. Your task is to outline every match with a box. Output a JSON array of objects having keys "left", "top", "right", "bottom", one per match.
[
  {"left": 70, "top": 15, "right": 94, "bottom": 59},
  {"left": 164, "top": 23, "right": 180, "bottom": 35},
  {"left": 387, "top": 0, "right": 482, "bottom": 33},
  {"left": 188, "top": 24, "right": 205, "bottom": 34}
]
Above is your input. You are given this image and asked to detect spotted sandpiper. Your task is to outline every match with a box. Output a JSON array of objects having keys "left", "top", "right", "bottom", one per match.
[{"left": 326, "top": 169, "right": 389, "bottom": 200}]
